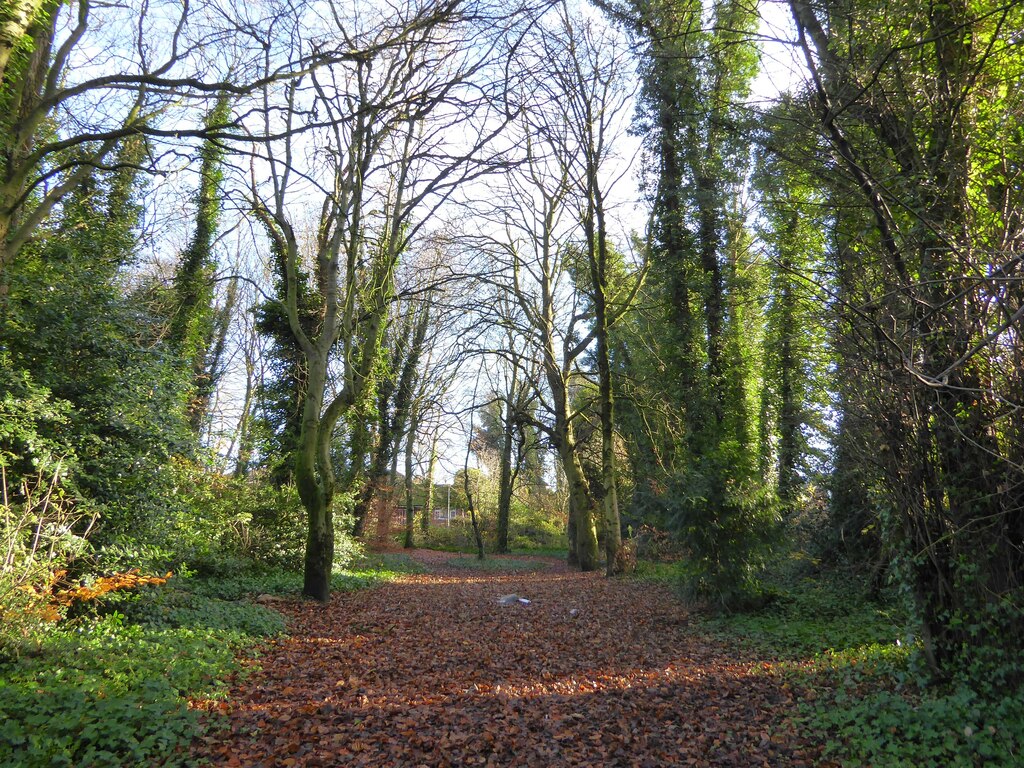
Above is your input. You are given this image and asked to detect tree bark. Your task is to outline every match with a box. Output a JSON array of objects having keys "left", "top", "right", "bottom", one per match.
[
  {"left": 420, "top": 431, "right": 437, "bottom": 537},
  {"left": 403, "top": 408, "right": 418, "bottom": 549},
  {"left": 495, "top": 395, "right": 515, "bottom": 553},
  {"left": 296, "top": 356, "right": 334, "bottom": 602}
]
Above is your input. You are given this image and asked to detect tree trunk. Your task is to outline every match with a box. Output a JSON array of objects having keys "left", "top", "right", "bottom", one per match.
[
  {"left": 586, "top": 153, "right": 622, "bottom": 576},
  {"left": 420, "top": 432, "right": 437, "bottom": 537},
  {"left": 353, "top": 388, "right": 395, "bottom": 538},
  {"left": 559, "top": 441, "right": 598, "bottom": 571},
  {"left": 0, "top": 0, "right": 49, "bottom": 87},
  {"left": 463, "top": 462, "right": 485, "bottom": 561},
  {"left": 296, "top": 357, "right": 334, "bottom": 602},
  {"left": 0, "top": 1, "right": 56, "bottom": 285},
  {"left": 495, "top": 396, "right": 515, "bottom": 553},
  {"left": 403, "top": 410, "right": 417, "bottom": 549},
  {"left": 232, "top": 349, "right": 256, "bottom": 479}
]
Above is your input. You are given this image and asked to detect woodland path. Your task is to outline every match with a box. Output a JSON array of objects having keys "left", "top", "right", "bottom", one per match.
[{"left": 193, "top": 550, "right": 828, "bottom": 767}]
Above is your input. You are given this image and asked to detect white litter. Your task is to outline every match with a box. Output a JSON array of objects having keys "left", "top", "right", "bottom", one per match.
[{"left": 498, "top": 594, "right": 531, "bottom": 606}]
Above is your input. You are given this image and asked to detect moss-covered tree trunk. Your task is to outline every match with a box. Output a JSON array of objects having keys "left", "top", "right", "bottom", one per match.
[
  {"left": 567, "top": 449, "right": 598, "bottom": 570},
  {"left": 295, "top": 356, "right": 334, "bottom": 601}
]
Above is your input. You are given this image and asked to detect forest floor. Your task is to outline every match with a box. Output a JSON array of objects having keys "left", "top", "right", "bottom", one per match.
[{"left": 193, "top": 549, "right": 831, "bottom": 767}]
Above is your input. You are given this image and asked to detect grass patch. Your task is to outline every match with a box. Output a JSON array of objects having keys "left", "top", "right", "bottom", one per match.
[
  {"left": 630, "top": 559, "right": 685, "bottom": 585},
  {"left": 508, "top": 546, "right": 568, "bottom": 559},
  {"left": 702, "top": 573, "right": 903, "bottom": 659},
  {"left": 352, "top": 551, "right": 426, "bottom": 574},
  {"left": 180, "top": 557, "right": 420, "bottom": 602},
  {"left": 445, "top": 556, "right": 550, "bottom": 572}
]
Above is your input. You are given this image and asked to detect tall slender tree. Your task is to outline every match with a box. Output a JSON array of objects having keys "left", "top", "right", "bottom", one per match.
[
  {"left": 168, "top": 95, "right": 232, "bottom": 436},
  {"left": 615, "top": 0, "right": 772, "bottom": 605}
]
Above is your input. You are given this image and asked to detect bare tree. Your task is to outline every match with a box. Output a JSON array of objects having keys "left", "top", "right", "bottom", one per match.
[
  {"left": 0, "top": 0, "right": 300, "bottom": 283},
  {"left": 465, "top": 5, "right": 641, "bottom": 571},
  {"left": 248, "top": 0, "right": 515, "bottom": 600},
  {"left": 534, "top": 3, "right": 643, "bottom": 573},
  {"left": 472, "top": 111, "right": 601, "bottom": 569}
]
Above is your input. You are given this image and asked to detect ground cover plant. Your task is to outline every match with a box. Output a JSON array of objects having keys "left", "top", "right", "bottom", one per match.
[{"left": 681, "top": 562, "right": 1024, "bottom": 767}]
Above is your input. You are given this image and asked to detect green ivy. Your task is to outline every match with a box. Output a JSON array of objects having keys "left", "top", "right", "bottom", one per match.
[
  {"left": 0, "top": 614, "right": 237, "bottom": 768},
  {"left": 812, "top": 686, "right": 1024, "bottom": 767}
]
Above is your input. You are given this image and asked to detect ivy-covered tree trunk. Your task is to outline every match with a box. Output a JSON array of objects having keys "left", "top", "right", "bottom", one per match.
[
  {"left": 168, "top": 96, "right": 231, "bottom": 437},
  {"left": 352, "top": 385, "right": 397, "bottom": 539},
  {"left": 354, "top": 300, "right": 430, "bottom": 538},
  {"left": 0, "top": 0, "right": 51, "bottom": 87},
  {"left": 403, "top": 408, "right": 418, "bottom": 549},
  {"left": 0, "top": 0, "right": 56, "bottom": 283},
  {"left": 625, "top": 0, "right": 764, "bottom": 606},
  {"left": 495, "top": 395, "right": 515, "bottom": 554},
  {"left": 790, "top": 0, "right": 1024, "bottom": 672}
]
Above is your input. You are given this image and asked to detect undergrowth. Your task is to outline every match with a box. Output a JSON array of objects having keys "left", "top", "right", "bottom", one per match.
[
  {"left": 0, "top": 557, "right": 410, "bottom": 768},
  {"left": 0, "top": 599, "right": 265, "bottom": 768},
  {"left": 634, "top": 558, "right": 1024, "bottom": 767}
]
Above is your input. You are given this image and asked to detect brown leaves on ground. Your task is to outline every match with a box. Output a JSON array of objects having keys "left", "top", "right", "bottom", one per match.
[{"left": 193, "top": 550, "right": 828, "bottom": 767}]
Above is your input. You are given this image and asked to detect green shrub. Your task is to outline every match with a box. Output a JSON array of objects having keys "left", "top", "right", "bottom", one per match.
[
  {"left": 93, "top": 541, "right": 180, "bottom": 576},
  {"left": 416, "top": 522, "right": 480, "bottom": 552},
  {"left": 0, "top": 579, "right": 62, "bottom": 661},
  {"left": 660, "top": 462, "right": 781, "bottom": 611},
  {"left": 164, "top": 465, "right": 364, "bottom": 576},
  {"left": 164, "top": 460, "right": 307, "bottom": 571},
  {"left": 509, "top": 499, "right": 567, "bottom": 551}
]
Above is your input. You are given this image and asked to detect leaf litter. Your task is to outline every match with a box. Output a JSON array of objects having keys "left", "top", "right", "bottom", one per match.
[{"left": 193, "top": 550, "right": 831, "bottom": 767}]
